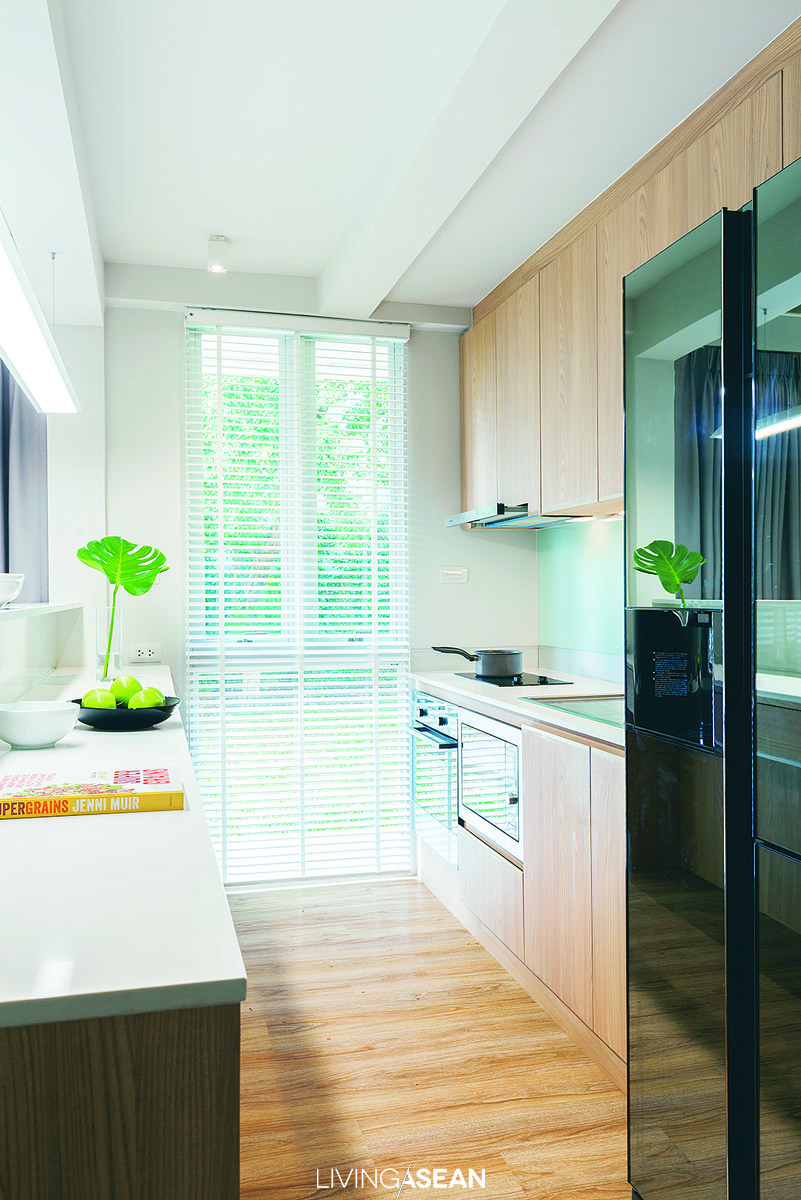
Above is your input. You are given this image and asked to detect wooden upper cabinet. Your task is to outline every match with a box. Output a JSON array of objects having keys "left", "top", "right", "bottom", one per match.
[
  {"left": 468, "top": 75, "right": 782, "bottom": 517},
  {"left": 540, "top": 227, "right": 598, "bottom": 514},
  {"left": 590, "top": 748, "right": 626, "bottom": 1061},
  {"left": 684, "top": 73, "right": 782, "bottom": 227},
  {"left": 596, "top": 75, "right": 782, "bottom": 505},
  {"left": 460, "top": 313, "right": 497, "bottom": 512},
  {"left": 522, "top": 726, "right": 593, "bottom": 1027},
  {"left": 597, "top": 208, "right": 634, "bottom": 506},
  {"left": 784, "top": 53, "right": 801, "bottom": 165},
  {"left": 635, "top": 73, "right": 781, "bottom": 260},
  {"left": 495, "top": 275, "right": 540, "bottom": 510}
]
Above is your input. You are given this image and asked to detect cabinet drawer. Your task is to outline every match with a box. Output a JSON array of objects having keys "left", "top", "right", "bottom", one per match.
[{"left": 458, "top": 827, "right": 524, "bottom": 960}]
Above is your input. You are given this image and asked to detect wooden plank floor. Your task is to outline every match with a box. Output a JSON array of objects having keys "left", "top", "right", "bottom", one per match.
[{"left": 230, "top": 878, "right": 629, "bottom": 1199}]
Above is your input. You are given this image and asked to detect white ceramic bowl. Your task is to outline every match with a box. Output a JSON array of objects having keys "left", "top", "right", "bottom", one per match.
[
  {"left": 0, "top": 702, "right": 78, "bottom": 750},
  {"left": 0, "top": 574, "right": 25, "bottom": 608}
]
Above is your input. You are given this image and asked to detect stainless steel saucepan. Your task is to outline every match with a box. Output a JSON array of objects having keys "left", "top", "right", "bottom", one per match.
[{"left": 431, "top": 645, "right": 523, "bottom": 678}]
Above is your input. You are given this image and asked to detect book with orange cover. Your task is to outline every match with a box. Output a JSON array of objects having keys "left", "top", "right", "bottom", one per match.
[{"left": 0, "top": 766, "right": 184, "bottom": 820}]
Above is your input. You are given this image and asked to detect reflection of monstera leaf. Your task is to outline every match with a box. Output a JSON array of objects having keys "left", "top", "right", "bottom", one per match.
[
  {"left": 77, "top": 536, "right": 168, "bottom": 596},
  {"left": 633, "top": 540, "right": 705, "bottom": 609}
]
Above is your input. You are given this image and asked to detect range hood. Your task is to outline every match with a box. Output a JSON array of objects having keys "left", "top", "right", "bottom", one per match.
[{"left": 445, "top": 503, "right": 583, "bottom": 529}]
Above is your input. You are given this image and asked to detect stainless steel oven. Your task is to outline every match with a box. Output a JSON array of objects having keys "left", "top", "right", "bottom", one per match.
[
  {"left": 457, "top": 708, "right": 522, "bottom": 863},
  {"left": 410, "top": 690, "right": 458, "bottom": 865}
]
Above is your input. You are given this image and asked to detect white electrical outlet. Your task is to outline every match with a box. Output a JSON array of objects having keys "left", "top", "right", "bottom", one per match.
[
  {"left": 131, "top": 643, "right": 162, "bottom": 663},
  {"left": 440, "top": 566, "right": 469, "bottom": 584}
]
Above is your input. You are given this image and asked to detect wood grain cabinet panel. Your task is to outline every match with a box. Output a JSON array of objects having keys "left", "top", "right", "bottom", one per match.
[
  {"left": 0, "top": 1004, "right": 240, "bottom": 1200},
  {"left": 458, "top": 827, "right": 524, "bottom": 960},
  {"left": 590, "top": 748, "right": 626, "bottom": 1060},
  {"left": 683, "top": 72, "right": 781, "bottom": 227},
  {"left": 597, "top": 206, "right": 635, "bottom": 506},
  {"left": 596, "top": 76, "right": 781, "bottom": 505},
  {"left": 596, "top": 171, "right": 680, "bottom": 504},
  {"left": 495, "top": 275, "right": 540, "bottom": 510},
  {"left": 522, "top": 726, "right": 593, "bottom": 1026},
  {"left": 540, "top": 227, "right": 598, "bottom": 514},
  {"left": 784, "top": 52, "right": 801, "bottom": 165},
  {"left": 460, "top": 314, "right": 497, "bottom": 512}
]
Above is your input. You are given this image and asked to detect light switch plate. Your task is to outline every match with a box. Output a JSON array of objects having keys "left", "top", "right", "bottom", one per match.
[{"left": 440, "top": 567, "right": 469, "bottom": 584}]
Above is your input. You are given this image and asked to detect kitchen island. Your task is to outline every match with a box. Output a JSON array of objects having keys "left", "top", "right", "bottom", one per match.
[{"left": 0, "top": 668, "right": 245, "bottom": 1200}]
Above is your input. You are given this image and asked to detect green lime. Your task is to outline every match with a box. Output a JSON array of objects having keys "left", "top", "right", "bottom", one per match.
[
  {"left": 127, "top": 686, "right": 166, "bottom": 710},
  {"left": 82, "top": 687, "right": 116, "bottom": 709},
  {"left": 109, "top": 675, "right": 143, "bottom": 706}
]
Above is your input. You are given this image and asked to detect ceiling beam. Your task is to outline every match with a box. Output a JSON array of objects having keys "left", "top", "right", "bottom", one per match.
[
  {"left": 105, "top": 262, "right": 471, "bottom": 330},
  {"left": 317, "top": 0, "right": 619, "bottom": 319}
]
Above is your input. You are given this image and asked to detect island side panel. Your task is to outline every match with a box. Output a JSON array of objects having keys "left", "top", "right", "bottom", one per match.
[{"left": 0, "top": 1003, "right": 240, "bottom": 1200}]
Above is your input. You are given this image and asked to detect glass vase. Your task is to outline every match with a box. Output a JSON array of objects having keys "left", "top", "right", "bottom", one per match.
[{"left": 96, "top": 606, "right": 122, "bottom": 681}]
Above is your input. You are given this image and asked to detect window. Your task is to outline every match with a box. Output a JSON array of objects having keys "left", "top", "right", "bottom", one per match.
[
  {"left": 185, "top": 315, "right": 410, "bottom": 884},
  {"left": 0, "top": 360, "right": 48, "bottom": 601}
]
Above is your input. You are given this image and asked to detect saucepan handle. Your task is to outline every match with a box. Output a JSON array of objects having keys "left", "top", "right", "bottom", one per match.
[{"left": 431, "top": 646, "right": 479, "bottom": 662}]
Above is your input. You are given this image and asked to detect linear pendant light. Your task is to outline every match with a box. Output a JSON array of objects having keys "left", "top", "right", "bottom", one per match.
[
  {"left": 711, "top": 403, "right": 801, "bottom": 441},
  {"left": 754, "top": 404, "right": 801, "bottom": 439},
  {"left": 0, "top": 207, "right": 78, "bottom": 414}
]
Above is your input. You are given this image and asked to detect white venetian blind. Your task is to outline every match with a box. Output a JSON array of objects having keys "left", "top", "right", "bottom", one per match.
[{"left": 185, "top": 312, "right": 410, "bottom": 885}]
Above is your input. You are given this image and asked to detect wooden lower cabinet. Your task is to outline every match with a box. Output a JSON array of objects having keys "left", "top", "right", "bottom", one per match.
[
  {"left": 521, "top": 726, "right": 626, "bottom": 1059},
  {"left": 458, "top": 826, "right": 524, "bottom": 961},
  {"left": 0, "top": 1003, "right": 240, "bottom": 1200},
  {"left": 522, "top": 726, "right": 593, "bottom": 1027},
  {"left": 590, "top": 748, "right": 627, "bottom": 1060}
]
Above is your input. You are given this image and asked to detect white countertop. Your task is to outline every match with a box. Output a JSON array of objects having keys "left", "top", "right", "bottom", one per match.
[
  {"left": 757, "top": 671, "right": 801, "bottom": 706},
  {"left": 0, "top": 667, "right": 246, "bottom": 1029},
  {"left": 0, "top": 601, "right": 82, "bottom": 623},
  {"left": 411, "top": 668, "right": 625, "bottom": 748},
  {"left": 411, "top": 667, "right": 801, "bottom": 750}
]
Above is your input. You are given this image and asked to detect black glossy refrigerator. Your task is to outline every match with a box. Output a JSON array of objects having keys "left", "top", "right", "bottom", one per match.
[{"left": 625, "top": 157, "right": 801, "bottom": 1200}]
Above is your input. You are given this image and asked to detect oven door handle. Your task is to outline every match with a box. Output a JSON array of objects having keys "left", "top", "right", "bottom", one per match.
[{"left": 410, "top": 724, "right": 458, "bottom": 751}]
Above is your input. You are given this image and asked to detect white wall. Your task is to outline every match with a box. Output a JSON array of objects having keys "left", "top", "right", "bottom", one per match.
[
  {"left": 46, "top": 323, "right": 107, "bottom": 666},
  {"left": 407, "top": 329, "right": 537, "bottom": 668},
  {"left": 102, "top": 311, "right": 538, "bottom": 696},
  {"left": 104, "top": 307, "right": 185, "bottom": 692}
]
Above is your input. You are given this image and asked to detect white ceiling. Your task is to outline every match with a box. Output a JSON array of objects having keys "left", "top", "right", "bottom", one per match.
[
  {"left": 61, "top": 0, "right": 472, "bottom": 279},
  {"left": 4, "top": 0, "right": 801, "bottom": 324},
  {"left": 390, "top": 0, "right": 801, "bottom": 307}
]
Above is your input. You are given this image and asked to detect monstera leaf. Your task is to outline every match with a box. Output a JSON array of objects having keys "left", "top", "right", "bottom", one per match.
[
  {"left": 77, "top": 537, "right": 168, "bottom": 596},
  {"left": 632, "top": 540, "right": 705, "bottom": 609},
  {"left": 77, "top": 537, "right": 169, "bottom": 678}
]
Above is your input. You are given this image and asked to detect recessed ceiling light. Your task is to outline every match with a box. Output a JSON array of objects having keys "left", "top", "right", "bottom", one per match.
[{"left": 208, "top": 235, "right": 228, "bottom": 274}]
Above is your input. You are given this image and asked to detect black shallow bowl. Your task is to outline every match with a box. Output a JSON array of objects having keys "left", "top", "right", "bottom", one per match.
[{"left": 72, "top": 696, "right": 181, "bottom": 732}]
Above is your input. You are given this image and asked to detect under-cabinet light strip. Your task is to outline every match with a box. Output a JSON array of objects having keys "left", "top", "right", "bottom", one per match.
[{"left": 0, "top": 206, "right": 78, "bottom": 414}]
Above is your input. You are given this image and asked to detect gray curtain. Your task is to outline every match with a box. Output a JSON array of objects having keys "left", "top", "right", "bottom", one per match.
[
  {"left": 674, "top": 346, "right": 801, "bottom": 601},
  {"left": 0, "top": 362, "right": 49, "bottom": 602},
  {"left": 754, "top": 351, "right": 801, "bottom": 599},
  {"left": 674, "top": 347, "right": 722, "bottom": 600}
]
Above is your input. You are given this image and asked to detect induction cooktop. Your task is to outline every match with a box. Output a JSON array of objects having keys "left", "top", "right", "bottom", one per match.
[{"left": 456, "top": 672, "right": 573, "bottom": 688}]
